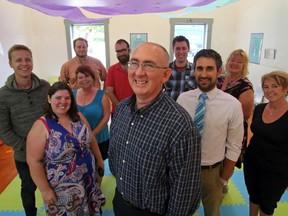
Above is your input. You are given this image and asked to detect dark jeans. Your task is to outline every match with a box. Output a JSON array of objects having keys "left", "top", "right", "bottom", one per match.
[
  {"left": 15, "top": 160, "right": 37, "bottom": 216},
  {"left": 113, "top": 188, "right": 162, "bottom": 216}
]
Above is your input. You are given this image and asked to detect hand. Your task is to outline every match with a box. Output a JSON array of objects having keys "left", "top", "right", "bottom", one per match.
[
  {"left": 96, "top": 158, "right": 104, "bottom": 186},
  {"left": 97, "top": 167, "right": 105, "bottom": 177},
  {"left": 96, "top": 158, "right": 104, "bottom": 171},
  {"left": 41, "top": 188, "right": 57, "bottom": 204},
  {"left": 220, "top": 178, "right": 229, "bottom": 194},
  {"left": 219, "top": 178, "right": 228, "bottom": 186}
]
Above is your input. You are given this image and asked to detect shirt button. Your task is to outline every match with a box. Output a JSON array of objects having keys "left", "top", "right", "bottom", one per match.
[
  {"left": 121, "top": 192, "right": 124, "bottom": 195},
  {"left": 123, "top": 160, "right": 125, "bottom": 163},
  {"left": 120, "top": 177, "right": 123, "bottom": 180},
  {"left": 126, "top": 141, "right": 129, "bottom": 144},
  {"left": 141, "top": 115, "right": 143, "bottom": 118},
  {"left": 131, "top": 122, "right": 134, "bottom": 126}
]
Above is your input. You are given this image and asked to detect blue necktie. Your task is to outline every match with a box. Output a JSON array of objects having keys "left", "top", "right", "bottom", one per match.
[{"left": 194, "top": 93, "right": 208, "bottom": 136}]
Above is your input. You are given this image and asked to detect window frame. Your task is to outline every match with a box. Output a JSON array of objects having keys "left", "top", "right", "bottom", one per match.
[
  {"left": 64, "top": 19, "right": 110, "bottom": 68},
  {"left": 169, "top": 18, "right": 213, "bottom": 62}
]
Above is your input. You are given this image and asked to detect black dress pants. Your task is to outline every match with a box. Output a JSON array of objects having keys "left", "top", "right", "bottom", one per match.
[{"left": 113, "top": 188, "right": 162, "bottom": 216}]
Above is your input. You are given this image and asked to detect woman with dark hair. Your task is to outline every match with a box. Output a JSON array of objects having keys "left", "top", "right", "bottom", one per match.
[
  {"left": 26, "top": 82, "right": 104, "bottom": 215},
  {"left": 73, "top": 65, "right": 110, "bottom": 204},
  {"left": 74, "top": 65, "right": 110, "bottom": 161}
]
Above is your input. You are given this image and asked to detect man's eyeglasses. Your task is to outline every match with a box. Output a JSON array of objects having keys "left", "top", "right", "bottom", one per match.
[
  {"left": 128, "top": 61, "right": 168, "bottom": 72},
  {"left": 115, "top": 48, "right": 129, "bottom": 54}
]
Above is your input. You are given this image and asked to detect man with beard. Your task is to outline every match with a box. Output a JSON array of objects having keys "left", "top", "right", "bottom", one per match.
[
  {"left": 165, "top": 35, "right": 197, "bottom": 101},
  {"left": 177, "top": 49, "right": 243, "bottom": 216},
  {"left": 59, "top": 37, "right": 107, "bottom": 89},
  {"left": 105, "top": 39, "right": 134, "bottom": 118}
]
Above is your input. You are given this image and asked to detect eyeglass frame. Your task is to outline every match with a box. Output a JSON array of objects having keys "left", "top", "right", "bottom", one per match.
[
  {"left": 128, "top": 60, "right": 168, "bottom": 72},
  {"left": 115, "top": 48, "right": 129, "bottom": 54}
]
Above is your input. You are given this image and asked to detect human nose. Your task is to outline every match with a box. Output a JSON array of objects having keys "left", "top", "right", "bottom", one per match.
[
  {"left": 200, "top": 70, "right": 209, "bottom": 77},
  {"left": 266, "top": 86, "right": 273, "bottom": 92},
  {"left": 60, "top": 97, "right": 68, "bottom": 103}
]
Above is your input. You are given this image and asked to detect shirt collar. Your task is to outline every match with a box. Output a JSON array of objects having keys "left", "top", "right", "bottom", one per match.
[
  {"left": 126, "top": 90, "right": 165, "bottom": 115},
  {"left": 75, "top": 55, "right": 88, "bottom": 64},
  {"left": 195, "top": 87, "right": 218, "bottom": 100}
]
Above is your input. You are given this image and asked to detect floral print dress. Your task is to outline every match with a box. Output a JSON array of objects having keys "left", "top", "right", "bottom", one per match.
[{"left": 41, "top": 116, "right": 102, "bottom": 216}]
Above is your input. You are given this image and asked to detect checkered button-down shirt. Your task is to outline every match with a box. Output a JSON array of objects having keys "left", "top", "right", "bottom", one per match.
[
  {"left": 109, "top": 92, "right": 201, "bottom": 216},
  {"left": 165, "top": 61, "right": 197, "bottom": 101}
]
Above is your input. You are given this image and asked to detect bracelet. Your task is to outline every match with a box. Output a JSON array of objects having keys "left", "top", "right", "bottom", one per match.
[{"left": 220, "top": 178, "right": 228, "bottom": 186}]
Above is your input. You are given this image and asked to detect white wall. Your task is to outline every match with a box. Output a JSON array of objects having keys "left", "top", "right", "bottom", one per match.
[
  {"left": 108, "top": 14, "right": 172, "bottom": 65},
  {"left": 0, "top": 0, "right": 67, "bottom": 86},
  {"left": 0, "top": 0, "right": 287, "bottom": 92},
  {"left": 233, "top": 0, "right": 288, "bottom": 89},
  {"left": 0, "top": 1, "right": 34, "bottom": 86}
]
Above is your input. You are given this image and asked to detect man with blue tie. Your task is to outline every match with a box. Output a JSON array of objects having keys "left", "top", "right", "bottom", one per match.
[{"left": 177, "top": 49, "right": 244, "bottom": 216}]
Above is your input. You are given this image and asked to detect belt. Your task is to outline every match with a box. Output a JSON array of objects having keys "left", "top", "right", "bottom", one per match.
[{"left": 201, "top": 161, "right": 221, "bottom": 170}]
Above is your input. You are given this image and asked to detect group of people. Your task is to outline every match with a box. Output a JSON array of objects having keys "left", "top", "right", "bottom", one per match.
[
  {"left": 0, "top": 35, "right": 287, "bottom": 216},
  {"left": 0, "top": 38, "right": 134, "bottom": 216}
]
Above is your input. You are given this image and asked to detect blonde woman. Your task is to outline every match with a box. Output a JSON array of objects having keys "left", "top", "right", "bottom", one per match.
[
  {"left": 244, "top": 71, "right": 288, "bottom": 216},
  {"left": 217, "top": 49, "right": 254, "bottom": 168}
]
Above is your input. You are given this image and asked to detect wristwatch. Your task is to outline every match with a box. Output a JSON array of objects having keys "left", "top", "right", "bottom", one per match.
[{"left": 220, "top": 178, "right": 228, "bottom": 186}]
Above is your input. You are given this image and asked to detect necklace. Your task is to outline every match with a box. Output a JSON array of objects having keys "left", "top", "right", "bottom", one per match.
[
  {"left": 227, "top": 75, "right": 243, "bottom": 86},
  {"left": 267, "top": 103, "right": 288, "bottom": 115}
]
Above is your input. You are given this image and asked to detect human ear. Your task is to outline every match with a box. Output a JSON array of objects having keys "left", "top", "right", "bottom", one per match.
[
  {"left": 162, "top": 68, "right": 172, "bottom": 83},
  {"left": 217, "top": 66, "right": 223, "bottom": 77}
]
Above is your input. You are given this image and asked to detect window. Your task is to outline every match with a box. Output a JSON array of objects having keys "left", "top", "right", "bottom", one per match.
[
  {"left": 64, "top": 19, "right": 110, "bottom": 68},
  {"left": 170, "top": 18, "right": 213, "bottom": 62}
]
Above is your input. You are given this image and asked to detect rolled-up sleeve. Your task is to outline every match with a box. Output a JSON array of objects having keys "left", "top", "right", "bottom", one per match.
[{"left": 225, "top": 102, "right": 244, "bottom": 162}]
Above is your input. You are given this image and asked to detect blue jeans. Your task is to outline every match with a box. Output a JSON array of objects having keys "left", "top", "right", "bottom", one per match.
[{"left": 15, "top": 160, "right": 37, "bottom": 216}]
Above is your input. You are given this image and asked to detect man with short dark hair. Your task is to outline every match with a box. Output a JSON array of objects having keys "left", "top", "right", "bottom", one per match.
[
  {"left": 105, "top": 39, "right": 134, "bottom": 117},
  {"left": 177, "top": 49, "right": 244, "bottom": 216},
  {"left": 165, "top": 35, "right": 197, "bottom": 100}
]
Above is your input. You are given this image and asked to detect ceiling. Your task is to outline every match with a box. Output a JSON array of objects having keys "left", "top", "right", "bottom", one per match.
[{"left": 7, "top": 0, "right": 238, "bottom": 23}]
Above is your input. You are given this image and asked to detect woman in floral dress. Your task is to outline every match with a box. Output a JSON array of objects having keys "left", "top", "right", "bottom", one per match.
[{"left": 27, "top": 82, "right": 104, "bottom": 216}]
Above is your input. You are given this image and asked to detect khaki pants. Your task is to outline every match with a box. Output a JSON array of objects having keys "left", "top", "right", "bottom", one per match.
[{"left": 201, "top": 164, "right": 223, "bottom": 216}]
